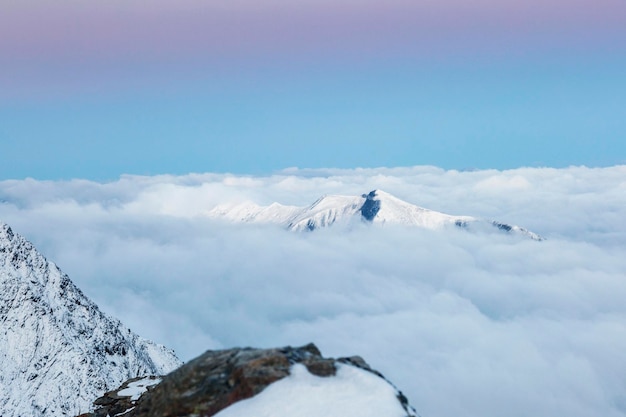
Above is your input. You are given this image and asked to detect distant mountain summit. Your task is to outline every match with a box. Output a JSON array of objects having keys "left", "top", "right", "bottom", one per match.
[
  {"left": 206, "top": 189, "right": 543, "bottom": 240},
  {"left": 0, "top": 222, "right": 181, "bottom": 417}
]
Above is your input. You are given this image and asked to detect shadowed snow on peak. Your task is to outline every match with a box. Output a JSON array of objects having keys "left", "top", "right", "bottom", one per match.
[
  {"left": 0, "top": 222, "right": 181, "bottom": 417},
  {"left": 204, "top": 190, "right": 542, "bottom": 239}
]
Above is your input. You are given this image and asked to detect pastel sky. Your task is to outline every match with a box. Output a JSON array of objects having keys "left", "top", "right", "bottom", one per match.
[{"left": 1, "top": 0, "right": 625, "bottom": 179}]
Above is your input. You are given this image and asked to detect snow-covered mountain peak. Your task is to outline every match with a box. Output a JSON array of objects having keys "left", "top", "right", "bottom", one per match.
[
  {"left": 0, "top": 221, "right": 181, "bottom": 417},
  {"left": 361, "top": 189, "right": 423, "bottom": 209},
  {"left": 1, "top": 221, "right": 12, "bottom": 237},
  {"left": 358, "top": 189, "right": 475, "bottom": 229},
  {"left": 205, "top": 190, "right": 543, "bottom": 239}
]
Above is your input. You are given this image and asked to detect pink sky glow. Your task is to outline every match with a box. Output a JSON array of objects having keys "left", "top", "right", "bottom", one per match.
[
  {"left": 3, "top": 0, "right": 625, "bottom": 61},
  {"left": 2, "top": 0, "right": 625, "bottom": 98}
]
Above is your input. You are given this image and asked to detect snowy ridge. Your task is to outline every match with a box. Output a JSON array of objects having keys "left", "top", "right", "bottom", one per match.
[
  {"left": 0, "top": 222, "right": 181, "bottom": 417},
  {"left": 287, "top": 194, "right": 365, "bottom": 231},
  {"left": 205, "top": 189, "right": 543, "bottom": 240},
  {"left": 208, "top": 202, "right": 302, "bottom": 224}
]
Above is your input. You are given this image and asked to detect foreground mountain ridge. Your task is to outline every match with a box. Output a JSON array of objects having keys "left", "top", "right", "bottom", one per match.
[
  {"left": 0, "top": 222, "right": 181, "bottom": 417},
  {"left": 207, "top": 189, "right": 543, "bottom": 240}
]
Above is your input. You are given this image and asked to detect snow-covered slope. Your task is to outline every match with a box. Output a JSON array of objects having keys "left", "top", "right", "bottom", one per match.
[
  {"left": 286, "top": 194, "right": 365, "bottom": 231},
  {"left": 213, "top": 363, "right": 415, "bottom": 417},
  {"left": 205, "top": 189, "right": 543, "bottom": 240},
  {"left": 0, "top": 222, "right": 181, "bottom": 417}
]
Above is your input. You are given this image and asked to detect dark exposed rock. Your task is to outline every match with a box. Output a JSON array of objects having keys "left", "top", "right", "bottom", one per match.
[
  {"left": 455, "top": 219, "right": 468, "bottom": 228},
  {"left": 360, "top": 190, "right": 382, "bottom": 221},
  {"left": 82, "top": 343, "right": 418, "bottom": 417},
  {"left": 492, "top": 221, "right": 513, "bottom": 232}
]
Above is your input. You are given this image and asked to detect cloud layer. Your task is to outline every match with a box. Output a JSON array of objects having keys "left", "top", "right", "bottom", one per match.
[{"left": 1, "top": 165, "right": 626, "bottom": 417}]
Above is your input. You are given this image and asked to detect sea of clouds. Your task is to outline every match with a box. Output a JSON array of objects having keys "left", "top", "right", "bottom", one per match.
[{"left": 1, "top": 165, "right": 625, "bottom": 417}]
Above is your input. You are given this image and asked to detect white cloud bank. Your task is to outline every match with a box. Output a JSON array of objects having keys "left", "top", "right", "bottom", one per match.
[{"left": 1, "top": 165, "right": 626, "bottom": 417}]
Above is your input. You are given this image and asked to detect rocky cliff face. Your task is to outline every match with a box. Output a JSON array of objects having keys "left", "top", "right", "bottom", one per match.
[
  {"left": 0, "top": 222, "right": 181, "bottom": 417},
  {"left": 84, "top": 343, "right": 419, "bottom": 417}
]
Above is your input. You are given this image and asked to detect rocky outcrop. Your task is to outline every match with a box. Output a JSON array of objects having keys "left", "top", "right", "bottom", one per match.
[
  {"left": 82, "top": 343, "right": 418, "bottom": 417},
  {"left": 78, "top": 376, "right": 163, "bottom": 417}
]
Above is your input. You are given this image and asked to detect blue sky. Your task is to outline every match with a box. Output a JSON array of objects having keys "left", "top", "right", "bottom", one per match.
[{"left": 1, "top": 0, "right": 625, "bottom": 180}]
